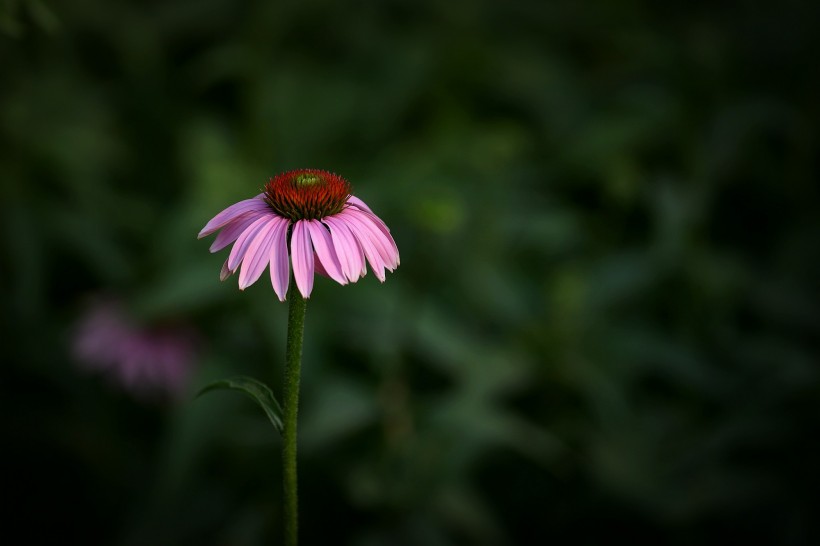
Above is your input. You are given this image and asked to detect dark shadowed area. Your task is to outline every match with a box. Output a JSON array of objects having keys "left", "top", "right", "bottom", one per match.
[{"left": 2, "top": 0, "right": 819, "bottom": 544}]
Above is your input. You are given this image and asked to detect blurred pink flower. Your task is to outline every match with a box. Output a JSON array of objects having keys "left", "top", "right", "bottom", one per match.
[
  {"left": 72, "top": 300, "right": 197, "bottom": 399},
  {"left": 198, "top": 169, "right": 399, "bottom": 300}
]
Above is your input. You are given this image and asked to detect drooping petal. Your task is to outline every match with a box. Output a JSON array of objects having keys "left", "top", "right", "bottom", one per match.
[
  {"left": 228, "top": 214, "right": 273, "bottom": 271},
  {"left": 198, "top": 194, "right": 267, "bottom": 238},
  {"left": 344, "top": 196, "right": 399, "bottom": 268},
  {"left": 339, "top": 212, "right": 387, "bottom": 282},
  {"left": 341, "top": 209, "right": 398, "bottom": 273},
  {"left": 306, "top": 220, "right": 346, "bottom": 286},
  {"left": 269, "top": 218, "right": 290, "bottom": 301},
  {"left": 353, "top": 208, "right": 400, "bottom": 266},
  {"left": 313, "top": 253, "right": 329, "bottom": 278},
  {"left": 220, "top": 259, "right": 233, "bottom": 281},
  {"left": 239, "top": 216, "right": 284, "bottom": 290},
  {"left": 346, "top": 195, "right": 373, "bottom": 214},
  {"left": 210, "top": 211, "right": 267, "bottom": 252},
  {"left": 323, "top": 215, "right": 365, "bottom": 282},
  {"left": 291, "top": 220, "right": 315, "bottom": 298}
]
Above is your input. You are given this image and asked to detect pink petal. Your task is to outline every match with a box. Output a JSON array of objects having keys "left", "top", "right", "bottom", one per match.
[
  {"left": 354, "top": 209, "right": 399, "bottom": 266},
  {"left": 227, "top": 214, "right": 274, "bottom": 271},
  {"left": 313, "top": 253, "right": 329, "bottom": 278},
  {"left": 346, "top": 195, "right": 373, "bottom": 214},
  {"left": 291, "top": 220, "right": 315, "bottom": 298},
  {"left": 198, "top": 194, "right": 267, "bottom": 238},
  {"left": 338, "top": 212, "right": 387, "bottom": 282},
  {"left": 341, "top": 209, "right": 398, "bottom": 275},
  {"left": 220, "top": 259, "right": 233, "bottom": 281},
  {"left": 345, "top": 196, "right": 398, "bottom": 268},
  {"left": 239, "top": 216, "right": 284, "bottom": 290},
  {"left": 306, "top": 220, "right": 347, "bottom": 286},
  {"left": 323, "top": 215, "right": 365, "bottom": 282},
  {"left": 210, "top": 211, "right": 266, "bottom": 252},
  {"left": 269, "top": 218, "right": 291, "bottom": 302}
]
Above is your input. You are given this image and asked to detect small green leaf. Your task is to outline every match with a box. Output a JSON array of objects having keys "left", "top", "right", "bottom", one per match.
[{"left": 197, "top": 376, "right": 284, "bottom": 434}]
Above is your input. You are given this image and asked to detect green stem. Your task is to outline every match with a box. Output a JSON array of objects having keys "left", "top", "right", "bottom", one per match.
[{"left": 283, "top": 287, "right": 307, "bottom": 546}]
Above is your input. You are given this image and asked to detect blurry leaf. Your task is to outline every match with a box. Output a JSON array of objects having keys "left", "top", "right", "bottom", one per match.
[
  {"left": 586, "top": 252, "right": 656, "bottom": 309},
  {"left": 300, "top": 375, "right": 378, "bottom": 451},
  {"left": 197, "top": 376, "right": 283, "bottom": 435},
  {"left": 51, "top": 209, "right": 132, "bottom": 283},
  {"left": 2, "top": 202, "right": 45, "bottom": 320},
  {"left": 436, "top": 486, "right": 505, "bottom": 545},
  {"left": 132, "top": 260, "right": 232, "bottom": 320},
  {"left": 418, "top": 194, "right": 465, "bottom": 234},
  {"left": 0, "top": 0, "right": 23, "bottom": 37},
  {"left": 28, "top": 0, "right": 60, "bottom": 32}
]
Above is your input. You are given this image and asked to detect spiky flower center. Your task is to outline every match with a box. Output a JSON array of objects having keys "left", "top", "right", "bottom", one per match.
[{"left": 264, "top": 169, "right": 351, "bottom": 221}]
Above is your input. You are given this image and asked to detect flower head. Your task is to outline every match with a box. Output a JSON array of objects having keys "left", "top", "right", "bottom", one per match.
[
  {"left": 72, "top": 300, "right": 197, "bottom": 399},
  {"left": 198, "top": 169, "right": 399, "bottom": 300}
]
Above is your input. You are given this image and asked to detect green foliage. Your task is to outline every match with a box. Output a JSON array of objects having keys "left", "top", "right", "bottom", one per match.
[
  {"left": 2, "top": 0, "right": 819, "bottom": 545},
  {"left": 197, "top": 376, "right": 284, "bottom": 435}
]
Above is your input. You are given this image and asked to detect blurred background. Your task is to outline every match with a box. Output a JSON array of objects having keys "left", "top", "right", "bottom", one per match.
[{"left": 2, "top": 0, "right": 819, "bottom": 544}]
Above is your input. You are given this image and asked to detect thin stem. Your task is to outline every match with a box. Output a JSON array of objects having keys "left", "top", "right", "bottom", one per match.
[{"left": 283, "top": 287, "right": 307, "bottom": 546}]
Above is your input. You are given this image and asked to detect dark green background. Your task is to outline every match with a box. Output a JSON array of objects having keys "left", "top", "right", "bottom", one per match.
[{"left": 3, "top": 0, "right": 819, "bottom": 544}]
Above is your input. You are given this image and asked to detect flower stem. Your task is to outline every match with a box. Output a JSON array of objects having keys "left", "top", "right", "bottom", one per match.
[{"left": 283, "top": 287, "right": 306, "bottom": 546}]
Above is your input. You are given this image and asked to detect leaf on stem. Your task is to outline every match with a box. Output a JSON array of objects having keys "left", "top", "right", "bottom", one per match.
[{"left": 197, "top": 376, "right": 284, "bottom": 434}]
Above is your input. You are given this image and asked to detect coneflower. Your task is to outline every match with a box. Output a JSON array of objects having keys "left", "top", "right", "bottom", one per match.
[
  {"left": 198, "top": 169, "right": 399, "bottom": 300},
  {"left": 197, "top": 169, "right": 398, "bottom": 546},
  {"left": 72, "top": 300, "right": 196, "bottom": 399}
]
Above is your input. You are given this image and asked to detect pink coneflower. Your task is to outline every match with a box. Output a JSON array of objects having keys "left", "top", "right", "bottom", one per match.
[
  {"left": 72, "top": 300, "right": 197, "bottom": 399},
  {"left": 198, "top": 169, "right": 399, "bottom": 300}
]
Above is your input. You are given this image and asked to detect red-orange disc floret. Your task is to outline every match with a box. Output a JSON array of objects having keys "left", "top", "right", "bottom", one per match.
[{"left": 264, "top": 169, "right": 351, "bottom": 221}]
